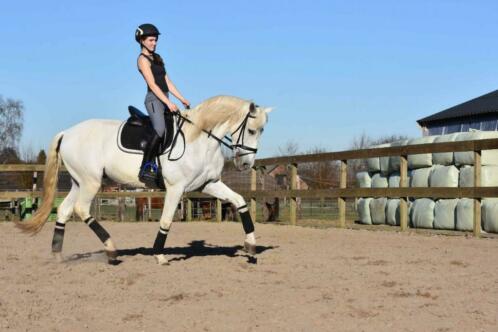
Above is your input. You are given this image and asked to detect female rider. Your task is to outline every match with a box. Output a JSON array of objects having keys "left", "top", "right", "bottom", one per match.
[{"left": 135, "top": 23, "right": 190, "bottom": 184}]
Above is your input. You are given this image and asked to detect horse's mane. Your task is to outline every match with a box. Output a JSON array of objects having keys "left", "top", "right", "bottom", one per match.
[{"left": 181, "top": 95, "right": 250, "bottom": 142}]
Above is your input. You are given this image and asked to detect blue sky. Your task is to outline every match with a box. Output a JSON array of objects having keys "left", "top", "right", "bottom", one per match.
[{"left": 1, "top": 0, "right": 498, "bottom": 157}]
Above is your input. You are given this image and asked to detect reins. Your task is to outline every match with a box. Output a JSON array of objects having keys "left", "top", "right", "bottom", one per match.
[{"left": 170, "top": 106, "right": 258, "bottom": 157}]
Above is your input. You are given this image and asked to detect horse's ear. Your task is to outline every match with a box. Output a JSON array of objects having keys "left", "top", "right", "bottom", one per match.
[
  {"left": 249, "top": 102, "right": 256, "bottom": 113},
  {"left": 263, "top": 107, "right": 273, "bottom": 114}
]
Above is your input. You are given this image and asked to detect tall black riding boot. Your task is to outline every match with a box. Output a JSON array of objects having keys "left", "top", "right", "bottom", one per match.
[{"left": 139, "top": 133, "right": 162, "bottom": 185}]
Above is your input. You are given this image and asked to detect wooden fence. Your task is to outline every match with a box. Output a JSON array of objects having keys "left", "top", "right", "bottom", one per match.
[{"left": 2, "top": 138, "right": 498, "bottom": 237}]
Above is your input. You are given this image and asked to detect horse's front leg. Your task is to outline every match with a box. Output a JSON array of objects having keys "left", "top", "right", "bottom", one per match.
[
  {"left": 153, "top": 185, "right": 184, "bottom": 265},
  {"left": 202, "top": 180, "right": 256, "bottom": 255}
]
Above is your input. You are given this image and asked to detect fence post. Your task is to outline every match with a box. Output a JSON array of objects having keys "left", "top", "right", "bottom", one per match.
[
  {"left": 186, "top": 197, "right": 192, "bottom": 222},
  {"left": 338, "top": 160, "right": 347, "bottom": 228},
  {"left": 10, "top": 199, "right": 18, "bottom": 222},
  {"left": 216, "top": 199, "right": 222, "bottom": 222},
  {"left": 399, "top": 155, "right": 408, "bottom": 231},
  {"left": 250, "top": 167, "right": 257, "bottom": 222},
  {"left": 474, "top": 151, "right": 481, "bottom": 237},
  {"left": 289, "top": 163, "right": 297, "bottom": 225},
  {"left": 32, "top": 171, "right": 38, "bottom": 214},
  {"left": 118, "top": 193, "right": 125, "bottom": 222},
  {"left": 216, "top": 175, "right": 223, "bottom": 222},
  {"left": 96, "top": 197, "right": 101, "bottom": 221},
  {"left": 147, "top": 194, "right": 152, "bottom": 221}
]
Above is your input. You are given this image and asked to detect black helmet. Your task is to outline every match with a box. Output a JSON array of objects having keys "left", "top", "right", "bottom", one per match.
[{"left": 135, "top": 23, "right": 160, "bottom": 43}]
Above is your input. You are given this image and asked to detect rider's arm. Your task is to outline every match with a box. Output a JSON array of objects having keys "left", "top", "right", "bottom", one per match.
[
  {"left": 138, "top": 57, "right": 176, "bottom": 110},
  {"left": 165, "top": 75, "right": 187, "bottom": 105}
]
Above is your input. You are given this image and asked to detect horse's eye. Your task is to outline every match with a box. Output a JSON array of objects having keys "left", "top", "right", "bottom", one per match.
[
  {"left": 260, "top": 128, "right": 264, "bottom": 134},
  {"left": 248, "top": 129, "right": 256, "bottom": 135}
]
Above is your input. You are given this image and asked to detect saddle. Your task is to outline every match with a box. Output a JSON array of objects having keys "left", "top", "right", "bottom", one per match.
[{"left": 118, "top": 106, "right": 175, "bottom": 154}]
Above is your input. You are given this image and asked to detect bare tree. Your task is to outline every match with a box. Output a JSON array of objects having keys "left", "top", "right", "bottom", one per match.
[
  {"left": 20, "top": 143, "right": 37, "bottom": 163},
  {"left": 0, "top": 96, "right": 24, "bottom": 153},
  {"left": 277, "top": 140, "right": 299, "bottom": 156},
  {"left": 349, "top": 132, "right": 410, "bottom": 151},
  {"left": 350, "top": 131, "right": 372, "bottom": 150},
  {"left": 371, "top": 134, "right": 410, "bottom": 146},
  {"left": 299, "top": 146, "right": 339, "bottom": 189}
]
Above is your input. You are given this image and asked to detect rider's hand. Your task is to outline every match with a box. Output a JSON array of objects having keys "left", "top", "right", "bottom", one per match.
[
  {"left": 181, "top": 99, "right": 190, "bottom": 109},
  {"left": 168, "top": 103, "right": 179, "bottom": 112}
]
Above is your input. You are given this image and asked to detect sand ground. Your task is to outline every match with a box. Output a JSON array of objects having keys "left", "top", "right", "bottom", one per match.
[{"left": 1, "top": 221, "right": 497, "bottom": 331}]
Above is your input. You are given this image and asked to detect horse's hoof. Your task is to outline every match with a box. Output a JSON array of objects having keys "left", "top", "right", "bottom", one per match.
[
  {"left": 155, "top": 254, "right": 169, "bottom": 265},
  {"left": 244, "top": 241, "right": 257, "bottom": 255},
  {"left": 106, "top": 250, "right": 120, "bottom": 265}
]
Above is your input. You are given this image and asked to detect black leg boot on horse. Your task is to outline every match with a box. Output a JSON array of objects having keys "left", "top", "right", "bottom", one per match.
[{"left": 139, "top": 132, "right": 162, "bottom": 187}]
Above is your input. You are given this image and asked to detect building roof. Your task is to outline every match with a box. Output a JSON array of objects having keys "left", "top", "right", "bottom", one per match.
[{"left": 417, "top": 89, "right": 498, "bottom": 126}]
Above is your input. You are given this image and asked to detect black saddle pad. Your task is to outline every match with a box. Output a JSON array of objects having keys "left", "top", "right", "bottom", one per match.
[{"left": 118, "top": 106, "right": 175, "bottom": 154}]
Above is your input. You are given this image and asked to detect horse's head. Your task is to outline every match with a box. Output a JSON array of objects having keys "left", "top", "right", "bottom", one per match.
[{"left": 232, "top": 102, "right": 272, "bottom": 171}]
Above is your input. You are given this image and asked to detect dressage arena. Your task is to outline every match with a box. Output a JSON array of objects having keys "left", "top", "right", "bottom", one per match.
[
  {"left": 1, "top": 220, "right": 498, "bottom": 331},
  {"left": 3, "top": 127, "right": 498, "bottom": 330}
]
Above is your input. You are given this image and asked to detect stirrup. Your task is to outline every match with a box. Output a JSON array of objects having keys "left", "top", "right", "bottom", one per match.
[{"left": 140, "top": 161, "right": 158, "bottom": 178}]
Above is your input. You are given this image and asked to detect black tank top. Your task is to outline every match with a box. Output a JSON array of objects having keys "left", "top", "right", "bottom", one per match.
[{"left": 140, "top": 53, "right": 169, "bottom": 93}]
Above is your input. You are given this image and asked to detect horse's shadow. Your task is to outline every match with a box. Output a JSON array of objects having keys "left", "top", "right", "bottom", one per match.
[{"left": 64, "top": 240, "right": 276, "bottom": 265}]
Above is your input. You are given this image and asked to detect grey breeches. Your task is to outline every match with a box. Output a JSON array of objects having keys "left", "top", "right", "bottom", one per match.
[{"left": 144, "top": 92, "right": 169, "bottom": 137}]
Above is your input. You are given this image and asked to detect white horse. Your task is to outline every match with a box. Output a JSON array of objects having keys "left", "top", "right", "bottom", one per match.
[{"left": 17, "top": 95, "right": 271, "bottom": 265}]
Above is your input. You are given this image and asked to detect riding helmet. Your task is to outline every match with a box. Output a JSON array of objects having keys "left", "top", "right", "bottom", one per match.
[{"left": 135, "top": 23, "right": 161, "bottom": 43}]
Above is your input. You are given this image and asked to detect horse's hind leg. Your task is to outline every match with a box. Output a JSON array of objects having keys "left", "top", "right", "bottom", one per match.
[
  {"left": 51, "top": 181, "right": 79, "bottom": 261},
  {"left": 74, "top": 181, "right": 119, "bottom": 264}
]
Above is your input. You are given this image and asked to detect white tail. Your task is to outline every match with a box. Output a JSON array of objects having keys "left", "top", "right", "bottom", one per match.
[{"left": 15, "top": 132, "right": 64, "bottom": 234}]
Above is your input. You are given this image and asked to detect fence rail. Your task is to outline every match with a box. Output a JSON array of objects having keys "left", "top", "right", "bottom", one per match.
[{"left": 2, "top": 138, "right": 498, "bottom": 237}]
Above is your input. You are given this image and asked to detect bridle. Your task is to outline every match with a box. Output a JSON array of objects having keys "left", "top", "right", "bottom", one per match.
[
  {"left": 229, "top": 111, "right": 259, "bottom": 157},
  {"left": 171, "top": 108, "right": 258, "bottom": 157}
]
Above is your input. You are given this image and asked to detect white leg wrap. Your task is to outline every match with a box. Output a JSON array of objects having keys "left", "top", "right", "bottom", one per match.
[{"left": 245, "top": 232, "right": 256, "bottom": 245}]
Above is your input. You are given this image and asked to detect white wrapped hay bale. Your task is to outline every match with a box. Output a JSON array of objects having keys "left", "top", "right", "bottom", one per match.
[
  {"left": 386, "top": 199, "right": 400, "bottom": 226},
  {"left": 454, "top": 131, "right": 498, "bottom": 166},
  {"left": 410, "top": 167, "right": 434, "bottom": 187},
  {"left": 459, "top": 165, "right": 498, "bottom": 187},
  {"left": 386, "top": 199, "right": 412, "bottom": 226},
  {"left": 367, "top": 143, "right": 390, "bottom": 173},
  {"left": 411, "top": 198, "right": 435, "bottom": 229},
  {"left": 388, "top": 172, "right": 400, "bottom": 188},
  {"left": 388, "top": 140, "right": 409, "bottom": 174},
  {"left": 456, "top": 198, "right": 474, "bottom": 231},
  {"left": 407, "top": 136, "right": 436, "bottom": 169},
  {"left": 482, "top": 198, "right": 498, "bottom": 233},
  {"left": 434, "top": 199, "right": 458, "bottom": 230},
  {"left": 454, "top": 132, "right": 480, "bottom": 166},
  {"left": 356, "top": 172, "right": 372, "bottom": 188},
  {"left": 433, "top": 133, "right": 458, "bottom": 165},
  {"left": 388, "top": 172, "right": 411, "bottom": 188},
  {"left": 380, "top": 144, "right": 392, "bottom": 175},
  {"left": 371, "top": 173, "right": 388, "bottom": 188},
  {"left": 370, "top": 198, "right": 387, "bottom": 225},
  {"left": 459, "top": 166, "right": 473, "bottom": 187},
  {"left": 429, "top": 165, "right": 459, "bottom": 187},
  {"left": 480, "top": 131, "right": 498, "bottom": 165},
  {"left": 367, "top": 159, "right": 381, "bottom": 173},
  {"left": 357, "top": 198, "right": 373, "bottom": 225}
]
